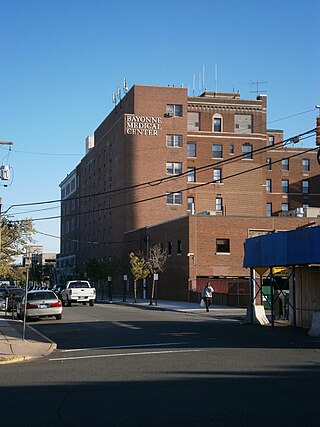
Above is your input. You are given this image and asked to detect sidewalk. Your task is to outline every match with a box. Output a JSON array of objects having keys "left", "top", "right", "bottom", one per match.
[
  {"left": 97, "top": 296, "right": 248, "bottom": 319},
  {"left": 0, "top": 313, "right": 57, "bottom": 365},
  {"left": 0, "top": 299, "right": 246, "bottom": 365}
]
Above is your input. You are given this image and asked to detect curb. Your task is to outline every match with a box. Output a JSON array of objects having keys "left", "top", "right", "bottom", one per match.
[
  {"left": 97, "top": 300, "right": 185, "bottom": 312},
  {"left": 0, "top": 355, "right": 34, "bottom": 365},
  {"left": 97, "top": 300, "right": 209, "bottom": 314}
]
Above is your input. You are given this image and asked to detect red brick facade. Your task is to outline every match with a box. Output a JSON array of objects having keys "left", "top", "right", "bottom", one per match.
[{"left": 58, "top": 84, "right": 320, "bottom": 301}]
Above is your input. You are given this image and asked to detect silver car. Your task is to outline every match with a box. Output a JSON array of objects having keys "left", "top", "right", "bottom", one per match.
[{"left": 17, "top": 290, "right": 62, "bottom": 321}]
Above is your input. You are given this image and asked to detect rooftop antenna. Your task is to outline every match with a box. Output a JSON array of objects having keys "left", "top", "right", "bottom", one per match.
[
  {"left": 246, "top": 80, "right": 268, "bottom": 95},
  {"left": 123, "top": 78, "right": 128, "bottom": 94},
  {"left": 215, "top": 64, "right": 218, "bottom": 93},
  {"left": 117, "top": 84, "right": 122, "bottom": 101},
  {"left": 192, "top": 73, "right": 195, "bottom": 96},
  {"left": 112, "top": 91, "right": 117, "bottom": 105},
  {"left": 202, "top": 65, "right": 205, "bottom": 92}
]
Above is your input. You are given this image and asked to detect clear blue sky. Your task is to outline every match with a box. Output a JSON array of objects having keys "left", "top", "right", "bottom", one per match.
[{"left": 0, "top": 0, "right": 319, "bottom": 253}]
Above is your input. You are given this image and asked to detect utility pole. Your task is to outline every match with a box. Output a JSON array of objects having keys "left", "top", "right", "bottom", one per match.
[
  {"left": 0, "top": 140, "right": 13, "bottom": 249},
  {"left": 22, "top": 250, "right": 31, "bottom": 340}
]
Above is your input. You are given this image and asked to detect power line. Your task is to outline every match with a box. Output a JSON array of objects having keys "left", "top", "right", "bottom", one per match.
[
  {"left": 0, "top": 146, "right": 83, "bottom": 156},
  {"left": 267, "top": 108, "right": 316, "bottom": 125},
  {"left": 36, "top": 230, "right": 139, "bottom": 245},
  {"left": 4, "top": 127, "right": 316, "bottom": 216},
  {"left": 17, "top": 140, "right": 318, "bottom": 223}
]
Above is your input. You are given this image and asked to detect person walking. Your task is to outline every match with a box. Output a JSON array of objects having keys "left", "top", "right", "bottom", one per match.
[{"left": 202, "top": 282, "right": 214, "bottom": 312}]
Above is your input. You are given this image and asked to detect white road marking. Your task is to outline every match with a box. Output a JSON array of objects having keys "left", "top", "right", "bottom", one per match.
[
  {"left": 50, "top": 348, "right": 201, "bottom": 362},
  {"left": 111, "top": 321, "right": 142, "bottom": 330},
  {"left": 60, "top": 341, "right": 189, "bottom": 353}
]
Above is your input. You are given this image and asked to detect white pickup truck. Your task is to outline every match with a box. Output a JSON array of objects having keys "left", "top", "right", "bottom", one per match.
[{"left": 60, "top": 280, "right": 96, "bottom": 307}]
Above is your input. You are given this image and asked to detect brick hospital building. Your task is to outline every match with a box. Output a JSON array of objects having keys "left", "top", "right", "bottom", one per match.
[{"left": 58, "top": 85, "right": 320, "bottom": 302}]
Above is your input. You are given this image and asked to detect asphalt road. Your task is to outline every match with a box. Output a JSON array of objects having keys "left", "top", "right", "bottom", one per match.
[{"left": 0, "top": 303, "right": 319, "bottom": 427}]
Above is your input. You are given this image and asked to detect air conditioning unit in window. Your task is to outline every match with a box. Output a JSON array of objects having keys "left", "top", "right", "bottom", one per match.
[{"left": 164, "top": 112, "right": 174, "bottom": 117}]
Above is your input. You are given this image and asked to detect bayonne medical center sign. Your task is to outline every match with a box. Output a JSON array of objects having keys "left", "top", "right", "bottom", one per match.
[{"left": 125, "top": 114, "right": 162, "bottom": 136}]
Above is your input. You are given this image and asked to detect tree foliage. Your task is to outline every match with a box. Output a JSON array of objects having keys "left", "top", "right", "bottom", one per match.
[
  {"left": 85, "top": 257, "right": 123, "bottom": 300},
  {"left": 85, "top": 258, "right": 105, "bottom": 282},
  {"left": 145, "top": 244, "right": 167, "bottom": 275},
  {"left": 0, "top": 219, "right": 35, "bottom": 278},
  {"left": 145, "top": 244, "right": 167, "bottom": 304},
  {"left": 129, "top": 252, "right": 149, "bottom": 302}
]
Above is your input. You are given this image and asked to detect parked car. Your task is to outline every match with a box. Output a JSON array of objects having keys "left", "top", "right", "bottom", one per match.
[
  {"left": 17, "top": 290, "right": 62, "bottom": 321},
  {"left": 60, "top": 280, "right": 96, "bottom": 306},
  {"left": 0, "top": 288, "right": 7, "bottom": 311},
  {"left": 52, "top": 284, "right": 66, "bottom": 299},
  {"left": 6, "top": 287, "right": 25, "bottom": 311}
]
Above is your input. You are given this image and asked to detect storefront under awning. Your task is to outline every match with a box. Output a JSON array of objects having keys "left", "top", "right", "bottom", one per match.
[{"left": 243, "top": 226, "right": 320, "bottom": 330}]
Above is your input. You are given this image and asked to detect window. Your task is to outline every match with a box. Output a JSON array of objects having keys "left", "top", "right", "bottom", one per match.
[
  {"left": 302, "top": 180, "right": 309, "bottom": 194},
  {"left": 187, "top": 197, "right": 194, "bottom": 212},
  {"left": 187, "top": 167, "right": 196, "bottom": 182},
  {"left": 177, "top": 240, "right": 182, "bottom": 255},
  {"left": 216, "top": 239, "right": 230, "bottom": 253},
  {"left": 302, "top": 159, "right": 310, "bottom": 172},
  {"left": 282, "top": 179, "right": 289, "bottom": 193},
  {"left": 166, "top": 162, "right": 182, "bottom": 175},
  {"left": 229, "top": 144, "right": 234, "bottom": 154},
  {"left": 302, "top": 203, "right": 309, "bottom": 209},
  {"left": 234, "top": 114, "right": 252, "bottom": 133},
  {"left": 266, "top": 203, "right": 272, "bottom": 217},
  {"left": 282, "top": 158, "right": 289, "bottom": 171},
  {"left": 242, "top": 144, "right": 253, "bottom": 159},
  {"left": 187, "top": 112, "right": 200, "bottom": 131},
  {"left": 213, "top": 168, "right": 221, "bottom": 183},
  {"left": 282, "top": 203, "right": 289, "bottom": 212},
  {"left": 266, "top": 179, "right": 272, "bottom": 193},
  {"left": 166, "top": 192, "right": 182, "bottom": 205},
  {"left": 166, "top": 104, "right": 183, "bottom": 117},
  {"left": 187, "top": 142, "right": 196, "bottom": 157},
  {"left": 215, "top": 197, "right": 223, "bottom": 211},
  {"left": 168, "top": 241, "right": 173, "bottom": 255},
  {"left": 266, "top": 158, "right": 272, "bottom": 170},
  {"left": 213, "top": 116, "right": 222, "bottom": 132},
  {"left": 212, "top": 144, "right": 223, "bottom": 158},
  {"left": 166, "top": 134, "right": 183, "bottom": 147},
  {"left": 268, "top": 135, "right": 274, "bottom": 146}
]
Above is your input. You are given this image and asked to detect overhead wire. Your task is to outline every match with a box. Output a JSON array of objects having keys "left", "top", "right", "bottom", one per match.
[
  {"left": 15, "top": 133, "right": 317, "bottom": 224},
  {"left": 4, "top": 127, "right": 316, "bottom": 216}
]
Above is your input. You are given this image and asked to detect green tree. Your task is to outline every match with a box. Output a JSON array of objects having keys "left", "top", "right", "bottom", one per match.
[
  {"left": 85, "top": 258, "right": 104, "bottom": 282},
  {"left": 129, "top": 252, "right": 149, "bottom": 303},
  {"left": 85, "top": 258, "right": 106, "bottom": 298},
  {"left": 85, "top": 257, "right": 123, "bottom": 300},
  {"left": 0, "top": 219, "right": 35, "bottom": 278},
  {"left": 145, "top": 244, "right": 167, "bottom": 305}
]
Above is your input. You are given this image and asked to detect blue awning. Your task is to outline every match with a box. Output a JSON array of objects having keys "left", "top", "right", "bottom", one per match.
[{"left": 243, "top": 226, "right": 320, "bottom": 268}]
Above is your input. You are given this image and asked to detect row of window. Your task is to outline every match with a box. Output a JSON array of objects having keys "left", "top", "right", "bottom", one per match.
[
  {"left": 166, "top": 162, "right": 222, "bottom": 183},
  {"left": 166, "top": 139, "right": 253, "bottom": 159},
  {"left": 61, "top": 176, "right": 78, "bottom": 200},
  {"left": 166, "top": 193, "right": 223, "bottom": 211},
  {"left": 167, "top": 137, "right": 312, "bottom": 173},
  {"left": 188, "top": 111, "right": 253, "bottom": 134},
  {"left": 167, "top": 169, "right": 312, "bottom": 191},
  {"left": 166, "top": 104, "right": 256, "bottom": 134},
  {"left": 266, "top": 203, "right": 309, "bottom": 217},
  {"left": 266, "top": 179, "right": 311, "bottom": 194},
  {"left": 266, "top": 158, "right": 310, "bottom": 172},
  {"left": 166, "top": 238, "right": 230, "bottom": 256}
]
